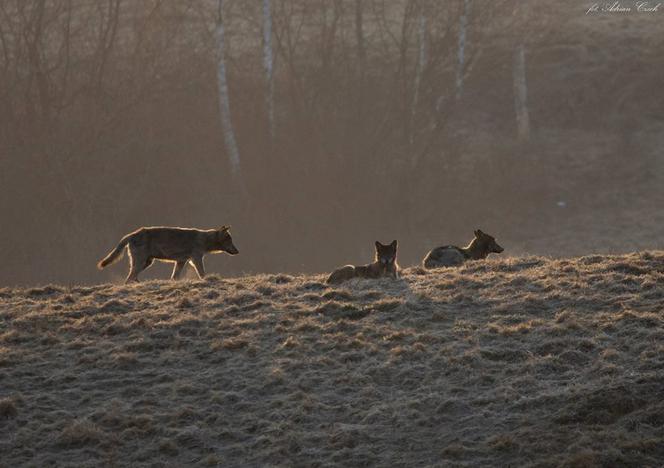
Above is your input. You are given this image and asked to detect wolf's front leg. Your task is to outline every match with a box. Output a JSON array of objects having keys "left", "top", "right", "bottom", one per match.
[
  {"left": 171, "top": 261, "right": 187, "bottom": 280},
  {"left": 190, "top": 256, "right": 206, "bottom": 279}
]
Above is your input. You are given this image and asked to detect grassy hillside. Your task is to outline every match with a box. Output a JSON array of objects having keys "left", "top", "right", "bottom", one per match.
[{"left": 1, "top": 253, "right": 664, "bottom": 467}]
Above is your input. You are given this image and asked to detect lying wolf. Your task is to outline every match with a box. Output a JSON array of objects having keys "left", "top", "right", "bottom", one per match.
[
  {"left": 423, "top": 229, "right": 503, "bottom": 269},
  {"left": 327, "top": 240, "right": 399, "bottom": 284},
  {"left": 98, "top": 226, "right": 238, "bottom": 283}
]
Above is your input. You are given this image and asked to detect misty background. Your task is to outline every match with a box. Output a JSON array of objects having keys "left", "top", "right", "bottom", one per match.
[{"left": 0, "top": 0, "right": 662, "bottom": 286}]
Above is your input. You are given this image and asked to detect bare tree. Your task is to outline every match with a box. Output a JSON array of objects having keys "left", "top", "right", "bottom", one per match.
[
  {"left": 513, "top": 43, "right": 530, "bottom": 141},
  {"left": 215, "top": 0, "right": 244, "bottom": 190},
  {"left": 354, "top": 0, "right": 366, "bottom": 125},
  {"left": 456, "top": 0, "right": 470, "bottom": 99},
  {"left": 262, "top": 0, "right": 275, "bottom": 139},
  {"left": 355, "top": 0, "right": 366, "bottom": 77},
  {"left": 410, "top": 4, "right": 427, "bottom": 144}
]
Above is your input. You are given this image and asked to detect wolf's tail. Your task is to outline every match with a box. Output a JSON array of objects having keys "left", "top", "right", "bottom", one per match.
[{"left": 97, "top": 234, "right": 131, "bottom": 269}]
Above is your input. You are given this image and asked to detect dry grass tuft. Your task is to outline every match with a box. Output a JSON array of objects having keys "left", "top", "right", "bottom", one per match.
[
  {"left": 57, "top": 419, "right": 107, "bottom": 447},
  {"left": 2, "top": 252, "right": 664, "bottom": 466},
  {"left": 0, "top": 396, "right": 19, "bottom": 419}
]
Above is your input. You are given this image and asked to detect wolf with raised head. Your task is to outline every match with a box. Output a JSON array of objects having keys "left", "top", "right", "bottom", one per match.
[
  {"left": 98, "top": 226, "right": 238, "bottom": 283},
  {"left": 423, "top": 229, "right": 503, "bottom": 269},
  {"left": 327, "top": 240, "right": 399, "bottom": 284}
]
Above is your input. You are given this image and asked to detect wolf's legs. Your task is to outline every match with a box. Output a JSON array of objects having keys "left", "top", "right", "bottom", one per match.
[
  {"left": 125, "top": 245, "right": 146, "bottom": 283},
  {"left": 125, "top": 251, "right": 139, "bottom": 283},
  {"left": 326, "top": 265, "right": 355, "bottom": 284},
  {"left": 190, "top": 256, "right": 205, "bottom": 279},
  {"left": 171, "top": 261, "right": 186, "bottom": 280}
]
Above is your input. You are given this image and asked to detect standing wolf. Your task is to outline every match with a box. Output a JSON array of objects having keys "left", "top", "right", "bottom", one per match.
[
  {"left": 423, "top": 229, "right": 503, "bottom": 268},
  {"left": 327, "top": 240, "right": 399, "bottom": 284},
  {"left": 98, "top": 226, "right": 239, "bottom": 283}
]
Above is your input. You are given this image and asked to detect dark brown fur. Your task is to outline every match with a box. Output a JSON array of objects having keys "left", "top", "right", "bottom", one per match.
[
  {"left": 327, "top": 240, "right": 399, "bottom": 284},
  {"left": 423, "top": 229, "right": 503, "bottom": 269},
  {"left": 98, "top": 226, "right": 238, "bottom": 283}
]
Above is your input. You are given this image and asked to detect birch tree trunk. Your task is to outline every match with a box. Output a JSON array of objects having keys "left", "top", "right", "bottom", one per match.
[
  {"left": 456, "top": 0, "right": 470, "bottom": 99},
  {"left": 216, "top": 0, "right": 244, "bottom": 190},
  {"left": 410, "top": 9, "right": 427, "bottom": 144},
  {"left": 354, "top": 0, "right": 366, "bottom": 127},
  {"left": 513, "top": 43, "right": 530, "bottom": 141},
  {"left": 355, "top": 0, "right": 366, "bottom": 77},
  {"left": 262, "top": 0, "right": 275, "bottom": 139}
]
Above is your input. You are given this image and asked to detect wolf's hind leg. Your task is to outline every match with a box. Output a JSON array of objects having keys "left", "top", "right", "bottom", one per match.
[
  {"left": 125, "top": 245, "right": 145, "bottom": 283},
  {"left": 125, "top": 251, "right": 139, "bottom": 283},
  {"left": 171, "top": 261, "right": 186, "bottom": 280},
  {"left": 327, "top": 265, "right": 355, "bottom": 284},
  {"left": 190, "top": 256, "right": 205, "bottom": 279}
]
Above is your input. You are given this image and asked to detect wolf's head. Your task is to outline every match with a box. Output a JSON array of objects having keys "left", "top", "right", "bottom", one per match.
[
  {"left": 473, "top": 229, "right": 503, "bottom": 256},
  {"left": 216, "top": 226, "right": 239, "bottom": 255},
  {"left": 374, "top": 240, "right": 398, "bottom": 267}
]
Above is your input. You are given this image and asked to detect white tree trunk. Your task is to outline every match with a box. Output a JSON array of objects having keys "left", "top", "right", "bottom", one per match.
[
  {"left": 456, "top": 0, "right": 470, "bottom": 99},
  {"left": 216, "top": 0, "right": 242, "bottom": 179},
  {"left": 513, "top": 43, "right": 530, "bottom": 141},
  {"left": 262, "top": 0, "right": 275, "bottom": 139},
  {"left": 355, "top": 0, "right": 366, "bottom": 73},
  {"left": 410, "top": 10, "right": 427, "bottom": 143}
]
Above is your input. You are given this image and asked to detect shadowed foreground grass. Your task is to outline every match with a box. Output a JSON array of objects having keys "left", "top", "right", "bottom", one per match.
[{"left": 1, "top": 253, "right": 664, "bottom": 467}]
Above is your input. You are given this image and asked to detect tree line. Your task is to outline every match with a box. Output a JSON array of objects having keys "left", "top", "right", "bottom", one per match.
[{"left": 0, "top": 0, "right": 558, "bottom": 284}]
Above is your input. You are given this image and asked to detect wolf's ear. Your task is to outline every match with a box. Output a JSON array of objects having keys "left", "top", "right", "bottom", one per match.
[
  {"left": 390, "top": 240, "right": 397, "bottom": 248},
  {"left": 375, "top": 241, "right": 382, "bottom": 249},
  {"left": 474, "top": 229, "right": 483, "bottom": 237}
]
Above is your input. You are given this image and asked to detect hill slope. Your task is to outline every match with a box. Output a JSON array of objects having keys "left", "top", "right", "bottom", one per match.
[{"left": 1, "top": 253, "right": 664, "bottom": 467}]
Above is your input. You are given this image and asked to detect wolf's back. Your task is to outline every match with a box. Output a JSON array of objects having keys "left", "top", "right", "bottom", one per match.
[
  {"left": 423, "top": 246, "right": 465, "bottom": 269},
  {"left": 326, "top": 265, "right": 356, "bottom": 284}
]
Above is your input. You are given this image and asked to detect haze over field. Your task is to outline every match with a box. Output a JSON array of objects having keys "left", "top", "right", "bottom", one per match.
[{"left": 0, "top": 0, "right": 662, "bottom": 285}]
